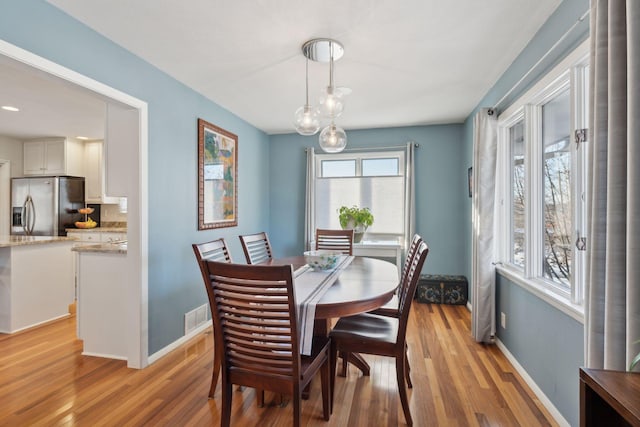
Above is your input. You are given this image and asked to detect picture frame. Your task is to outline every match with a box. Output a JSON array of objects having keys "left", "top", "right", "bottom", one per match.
[
  {"left": 468, "top": 167, "right": 473, "bottom": 198},
  {"left": 197, "top": 118, "right": 238, "bottom": 230}
]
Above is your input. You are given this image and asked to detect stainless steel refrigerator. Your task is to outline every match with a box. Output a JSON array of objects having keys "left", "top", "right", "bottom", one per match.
[{"left": 11, "top": 176, "right": 85, "bottom": 236}]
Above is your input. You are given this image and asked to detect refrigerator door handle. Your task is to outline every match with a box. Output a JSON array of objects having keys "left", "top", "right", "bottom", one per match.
[
  {"left": 21, "top": 197, "right": 29, "bottom": 234},
  {"left": 25, "top": 196, "right": 36, "bottom": 235}
]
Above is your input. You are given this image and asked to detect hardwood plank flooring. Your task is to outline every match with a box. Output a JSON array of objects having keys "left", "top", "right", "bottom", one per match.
[{"left": 0, "top": 303, "right": 558, "bottom": 426}]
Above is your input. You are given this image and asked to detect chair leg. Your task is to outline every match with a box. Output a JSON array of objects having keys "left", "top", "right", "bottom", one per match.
[
  {"left": 340, "top": 351, "right": 349, "bottom": 377},
  {"left": 320, "top": 354, "right": 331, "bottom": 419},
  {"left": 293, "top": 386, "right": 302, "bottom": 427},
  {"left": 257, "top": 389, "right": 265, "bottom": 407},
  {"left": 330, "top": 340, "right": 338, "bottom": 412},
  {"left": 209, "top": 348, "right": 221, "bottom": 398},
  {"left": 405, "top": 344, "right": 413, "bottom": 389},
  {"left": 396, "top": 356, "right": 413, "bottom": 426},
  {"left": 221, "top": 377, "right": 233, "bottom": 427}
]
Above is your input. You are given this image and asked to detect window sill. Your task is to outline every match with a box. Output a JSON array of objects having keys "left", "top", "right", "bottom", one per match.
[{"left": 496, "top": 265, "right": 585, "bottom": 324}]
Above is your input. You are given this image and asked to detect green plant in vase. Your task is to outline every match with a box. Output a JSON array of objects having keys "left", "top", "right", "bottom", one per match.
[{"left": 338, "top": 205, "right": 374, "bottom": 243}]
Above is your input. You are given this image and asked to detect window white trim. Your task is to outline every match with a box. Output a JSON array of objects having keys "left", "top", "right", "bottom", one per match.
[{"left": 496, "top": 39, "right": 589, "bottom": 316}]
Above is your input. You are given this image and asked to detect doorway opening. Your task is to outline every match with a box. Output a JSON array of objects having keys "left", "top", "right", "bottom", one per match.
[{"left": 0, "top": 39, "right": 149, "bottom": 368}]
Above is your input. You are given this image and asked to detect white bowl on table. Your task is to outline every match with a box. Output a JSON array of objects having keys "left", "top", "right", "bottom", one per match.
[{"left": 304, "top": 250, "right": 342, "bottom": 271}]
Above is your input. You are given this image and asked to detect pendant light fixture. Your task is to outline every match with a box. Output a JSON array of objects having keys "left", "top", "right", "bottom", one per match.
[
  {"left": 293, "top": 57, "right": 320, "bottom": 135},
  {"left": 295, "top": 38, "right": 349, "bottom": 153},
  {"left": 318, "top": 122, "right": 347, "bottom": 153}
]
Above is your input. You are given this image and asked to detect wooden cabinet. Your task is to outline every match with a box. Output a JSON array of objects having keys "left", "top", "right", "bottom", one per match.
[
  {"left": 84, "top": 140, "right": 119, "bottom": 204},
  {"left": 580, "top": 367, "right": 640, "bottom": 426},
  {"left": 23, "top": 138, "right": 83, "bottom": 176}
]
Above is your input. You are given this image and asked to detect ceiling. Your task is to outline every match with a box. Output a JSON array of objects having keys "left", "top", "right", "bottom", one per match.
[{"left": 1, "top": 0, "right": 562, "bottom": 140}]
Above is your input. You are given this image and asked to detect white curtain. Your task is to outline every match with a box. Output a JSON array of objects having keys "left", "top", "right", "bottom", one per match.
[
  {"left": 585, "top": 0, "right": 640, "bottom": 371},
  {"left": 403, "top": 142, "right": 416, "bottom": 254},
  {"left": 304, "top": 148, "right": 316, "bottom": 251},
  {"left": 471, "top": 108, "right": 498, "bottom": 343}
]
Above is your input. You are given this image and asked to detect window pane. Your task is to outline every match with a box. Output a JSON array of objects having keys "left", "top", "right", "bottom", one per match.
[
  {"left": 321, "top": 160, "right": 356, "bottom": 177},
  {"left": 511, "top": 120, "right": 525, "bottom": 268},
  {"left": 315, "top": 176, "right": 405, "bottom": 234},
  {"left": 362, "top": 158, "right": 399, "bottom": 176},
  {"left": 542, "top": 89, "right": 571, "bottom": 287}
]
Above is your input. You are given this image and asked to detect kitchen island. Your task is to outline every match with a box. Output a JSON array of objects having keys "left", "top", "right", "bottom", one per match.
[
  {"left": 0, "top": 236, "right": 75, "bottom": 333},
  {"left": 72, "top": 241, "right": 127, "bottom": 360}
]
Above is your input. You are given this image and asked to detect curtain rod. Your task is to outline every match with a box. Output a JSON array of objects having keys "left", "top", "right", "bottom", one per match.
[
  {"left": 305, "top": 142, "right": 419, "bottom": 152},
  {"left": 492, "top": 8, "right": 590, "bottom": 112}
]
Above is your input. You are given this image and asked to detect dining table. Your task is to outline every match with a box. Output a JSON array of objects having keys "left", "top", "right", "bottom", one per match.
[{"left": 268, "top": 255, "right": 399, "bottom": 376}]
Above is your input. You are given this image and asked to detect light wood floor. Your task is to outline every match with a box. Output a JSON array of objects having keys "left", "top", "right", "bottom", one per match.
[{"left": 0, "top": 303, "right": 557, "bottom": 426}]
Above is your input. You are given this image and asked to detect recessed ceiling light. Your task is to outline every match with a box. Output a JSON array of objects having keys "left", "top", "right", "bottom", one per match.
[
  {"left": 2, "top": 105, "right": 20, "bottom": 112},
  {"left": 76, "top": 136, "right": 89, "bottom": 140}
]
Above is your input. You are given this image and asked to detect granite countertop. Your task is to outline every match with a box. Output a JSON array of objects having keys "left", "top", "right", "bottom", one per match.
[
  {"left": 71, "top": 241, "right": 127, "bottom": 254},
  {"left": 0, "top": 235, "right": 76, "bottom": 248},
  {"left": 65, "top": 227, "right": 128, "bottom": 233}
]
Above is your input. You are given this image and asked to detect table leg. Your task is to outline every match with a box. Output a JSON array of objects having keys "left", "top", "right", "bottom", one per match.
[
  {"left": 340, "top": 352, "right": 371, "bottom": 377},
  {"left": 314, "top": 319, "right": 371, "bottom": 378}
]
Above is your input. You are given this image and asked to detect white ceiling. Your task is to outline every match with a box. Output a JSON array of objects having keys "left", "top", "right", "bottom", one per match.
[{"left": 1, "top": 0, "right": 561, "bottom": 140}]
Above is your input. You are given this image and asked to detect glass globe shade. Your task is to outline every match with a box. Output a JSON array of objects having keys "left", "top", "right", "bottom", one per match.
[
  {"left": 319, "top": 123, "right": 347, "bottom": 153},
  {"left": 318, "top": 86, "right": 344, "bottom": 118},
  {"left": 294, "top": 105, "right": 320, "bottom": 135}
]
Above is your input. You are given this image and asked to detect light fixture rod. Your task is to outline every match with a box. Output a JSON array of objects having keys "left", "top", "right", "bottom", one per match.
[
  {"left": 329, "top": 41, "right": 334, "bottom": 89},
  {"left": 305, "top": 57, "right": 310, "bottom": 105}
]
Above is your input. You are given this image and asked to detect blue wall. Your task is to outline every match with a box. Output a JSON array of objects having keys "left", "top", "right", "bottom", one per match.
[
  {"left": 269, "top": 125, "right": 467, "bottom": 276},
  {"left": 462, "top": 0, "right": 589, "bottom": 425},
  {"left": 0, "top": 0, "right": 270, "bottom": 354}
]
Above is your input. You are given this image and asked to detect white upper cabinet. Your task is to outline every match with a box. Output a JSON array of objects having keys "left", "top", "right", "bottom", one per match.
[
  {"left": 23, "top": 138, "right": 84, "bottom": 176},
  {"left": 84, "top": 139, "right": 119, "bottom": 204}
]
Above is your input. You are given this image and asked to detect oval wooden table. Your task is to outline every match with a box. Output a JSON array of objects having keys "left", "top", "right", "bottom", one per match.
[{"left": 269, "top": 256, "right": 399, "bottom": 375}]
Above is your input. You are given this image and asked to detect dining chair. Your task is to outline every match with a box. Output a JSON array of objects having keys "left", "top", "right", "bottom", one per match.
[
  {"left": 369, "top": 234, "right": 423, "bottom": 318},
  {"left": 192, "top": 238, "right": 233, "bottom": 399},
  {"left": 329, "top": 241, "right": 429, "bottom": 427},
  {"left": 202, "top": 260, "right": 331, "bottom": 427},
  {"left": 192, "top": 239, "right": 271, "bottom": 405},
  {"left": 337, "top": 234, "right": 424, "bottom": 381},
  {"left": 239, "top": 231, "right": 273, "bottom": 264},
  {"left": 315, "top": 228, "right": 354, "bottom": 255}
]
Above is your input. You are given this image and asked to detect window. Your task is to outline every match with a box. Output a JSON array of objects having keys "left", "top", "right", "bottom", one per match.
[
  {"left": 510, "top": 119, "right": 525, "bottom": 269},
  {"left": 314, "top": 150, "right": 405, "bottom": 238},
  {"left": 496, "top": 41, "right": 588, "bottom": 315},
  {"left": 541, "top": 89, "right": 572, "bottom": 287}
]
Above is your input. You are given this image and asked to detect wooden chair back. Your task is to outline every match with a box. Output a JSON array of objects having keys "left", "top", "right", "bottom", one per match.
[
  {"left": 193, "top": 238, "right": 233, "bottom": 301},
  {"left": 204, "top": 261, "right": 300, "bottom": 389},
  {"left": 239, "top": 232, "right": 273, "bottom": 264},
  {"left": 202, "top": 261, "right": 330, "bottom": 426},
  {"left": 396, "top": 241, "right": 429, "bottom": 336},
  {"left": 315, "top": 228, "right": 354, "bottom": 255},
  {"left": 191, "top": 238, "right": 233, "bottom": 398}
]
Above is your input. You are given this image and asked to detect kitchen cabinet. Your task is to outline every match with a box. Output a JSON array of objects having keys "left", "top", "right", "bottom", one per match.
[
  {"left": 67, "top": 230, "right": 126, "bottom": 245},
  {"left": 0, "top": 238, "right": 75, "bottom": 333},
  {"left": 73, "top": 244, "right": 127, "bottom": 360},
  {"left": 84, "top": 140, "right": 120, "bottom": 204},
  {"left": 67, "top": 230, "right": 101, "bottom": 245},
  {"left": 23, "top": 138, "right": 84, "bottom": 176}
]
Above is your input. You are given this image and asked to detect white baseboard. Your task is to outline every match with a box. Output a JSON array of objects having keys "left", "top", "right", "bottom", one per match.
[
  {"left": 495, "top": 339, "right": 570, "bottom": 427},
  {"left": 466, "top": 301, "right": 472, "bottom": 312},
  {"left": 82, "top": 351, "right": 128, "bottom": 361},
  {"left": 147, "top": 319, "right": 213, "bottom": 365}
]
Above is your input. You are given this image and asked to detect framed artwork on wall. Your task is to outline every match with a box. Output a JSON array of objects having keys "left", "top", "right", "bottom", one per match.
[{"left": 197, "top": 118, "right": 238, "bottom": 230}]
